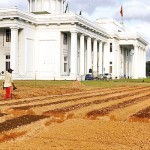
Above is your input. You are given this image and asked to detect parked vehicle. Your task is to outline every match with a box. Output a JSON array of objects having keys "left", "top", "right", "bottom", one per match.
[
  {"left": 85, "top": 74, "right": 94, "bottom": 80},
  {"left": 103, "top": 73, "right": 112, "bottom": 80}
]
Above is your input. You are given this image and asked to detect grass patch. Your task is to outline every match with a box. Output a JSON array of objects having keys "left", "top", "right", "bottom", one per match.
[
  {"left": 82, "top": 79, "right": 150, "bottom": 88},
  {"left": 1, "top": 79, "right": 150, "bottom": 88}
]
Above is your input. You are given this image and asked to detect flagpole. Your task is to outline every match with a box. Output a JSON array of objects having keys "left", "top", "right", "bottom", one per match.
[
  {"left": 120, "top": 6, "right": 124, "bottom": 24},
  {"left": 122, "top": 14, "right": 124, "bottom": 25}
]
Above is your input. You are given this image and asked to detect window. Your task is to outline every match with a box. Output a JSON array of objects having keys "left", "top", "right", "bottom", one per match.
[
  {"left": 5, "top": 55, "right": 10, "bottom": 71},
  {"left": 110, "top": 43, "right": 112, "bottom": 52},
  {"left": 63, "top": 33, "right": 67, "bottom": 45},
  {"left": 64, "top": 56, "right": 68, "bottom": 73},
  {"left": 6, "top": 29, "right": 11, "bottom": 42},
  {"left": 109, "top": 66, "right": 112, "bottom": 73},
  {"left": 64, "top": 63, "right": 67, "bottom": 72}
]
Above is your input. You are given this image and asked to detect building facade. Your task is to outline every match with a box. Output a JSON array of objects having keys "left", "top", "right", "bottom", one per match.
[{"left": 0, "top": 0, "right": 148, "bottom": 80}]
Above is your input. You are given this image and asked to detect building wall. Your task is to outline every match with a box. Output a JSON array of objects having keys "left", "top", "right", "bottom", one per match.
[
  {"left": 34, "top": 27, "right": 61, "bottom": 79},
  {"left": 0, "top": 8, "right": 148, "bottom": 80}
]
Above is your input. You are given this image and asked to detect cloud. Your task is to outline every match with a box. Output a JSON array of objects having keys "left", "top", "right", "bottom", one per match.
[
  {"left": 112, "top": 0, "right": 150, "bottom": 23},
  {"left": 69, "top": 0, "right": 116, "bottom": 15},
  {"left": 0, "top": 0, "right": 28, "bottom": 10}
]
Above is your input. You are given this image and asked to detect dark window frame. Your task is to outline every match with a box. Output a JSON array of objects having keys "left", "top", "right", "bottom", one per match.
[
  {"left": 63, "top": 33, "right": 67, "bottom": 45},
  {"left": 110, "top": 43, "right": 112, "bottom": 52},
  {"left": 6, "top": 29, "right": 11, "bottom": 42}
]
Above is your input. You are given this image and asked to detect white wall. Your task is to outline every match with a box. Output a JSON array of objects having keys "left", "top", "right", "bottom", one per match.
[{"left": 34, "top": 29, "right": 61, "bottom": 79}]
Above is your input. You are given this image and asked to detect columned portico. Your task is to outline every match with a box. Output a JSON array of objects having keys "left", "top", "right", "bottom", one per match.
[
  {"left": 79, "top": 34, "right": 85, "bottom": 75},
  {"left": 10, "top": 27, "right": 19, "bottom": 75},
  {"left": 70, "top": 31, "right": 78, "bottom": 78}
]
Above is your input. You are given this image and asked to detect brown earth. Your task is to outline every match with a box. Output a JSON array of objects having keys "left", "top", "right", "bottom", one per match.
[{"left": 0, "top": 81, "right": 150, "bottom": 150}]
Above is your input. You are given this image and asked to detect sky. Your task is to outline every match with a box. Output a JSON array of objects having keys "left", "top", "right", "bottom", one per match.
[{"left": 0, "top": 0, "right": 150, "bottom": 60}]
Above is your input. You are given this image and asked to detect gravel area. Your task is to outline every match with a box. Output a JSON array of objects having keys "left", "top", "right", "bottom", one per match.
[{"left": 0, "top": 82, "right": 150, "bottom": 149}]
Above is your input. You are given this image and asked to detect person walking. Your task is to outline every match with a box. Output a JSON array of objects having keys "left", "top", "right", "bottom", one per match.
[{"left": 3, "top": 68, "right": 17, "bottom": 100}]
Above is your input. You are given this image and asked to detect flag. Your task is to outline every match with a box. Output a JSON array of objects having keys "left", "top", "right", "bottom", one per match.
[
  {"left": 120, "top": 6, "right": 123, "bottom": 17},
  {"left": 79, "top": 10, "right": 82, "bottom": 15},
  {"left": 65, "top": 3, "right": 68, "bottom": 13}
]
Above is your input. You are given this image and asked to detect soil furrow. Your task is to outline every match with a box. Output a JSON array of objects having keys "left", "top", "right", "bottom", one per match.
[
  {"left": 132, "top": 106, "right": 150, "bottom": 118},
  {"left": 0, "top": 86, "right": 145, "bottom": 107},
  {"left": 86, "top": 94, "right": 150, "bottom": 118},
  {"left": 10, "top": 87, "right": 150, "bottom": 110},
  {"left": 0, "top": 115, "right": 48, "bottom": 133},
  {"left": 43, "top": 89, "right": 150, "bottom": 116}
]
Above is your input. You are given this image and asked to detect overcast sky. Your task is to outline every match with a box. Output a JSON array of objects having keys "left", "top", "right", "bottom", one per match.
[{"left": 0, "top": 0, "right": 150, "bottom": 60}]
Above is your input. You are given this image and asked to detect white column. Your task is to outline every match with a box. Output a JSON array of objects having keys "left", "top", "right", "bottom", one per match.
[
  {"left": 10, "top": 27, "right": 19, "bottom": 74},
  {"left": 143, "top": 49, "right": 146, "bottom": 78},
  {"left": 141, "top": 48, "right": 144, "bottom": 77},
  {"left": 56, "top": 0, "right": 58, "bottom": 12},
  {"left": 142, "top": 49, "right": 145, "bottom": 77},
  {"left": 61, "top": 0, "right": 63, "bottom": 12},
  {"left": 35, "top": 0, "right": 37, "bottom": 11},
  {"left": 29, "top": 0, "right": 32, "bottom": 12},
  {"left": 98, "top": 42, "right": 103, "bottom": 74},
  {"left": 103, "top": 43, "right": 109, "bottom": 74},
  {"left": 137, "top": 47, "right": 140, "bottom": 77},
  {"left": 80, "top": 34, "right": 85, "bottom": 75},
  {"left": 42, "top": 0, "right": 43, "bottom": 11},
  {"left": 87, "top": 37, "right": 92, "bottom": 73},
  {"left": 70, "top": 31, "right": 78, "bottom": 78},
  {"left": 93, "top": 39, "right": 97, "bottom": 76},
  {"left": 139, "top": 47, "right": 142, "bottom": 77},
  {"left": 132, "top": 45, "right": 139, "bottom": 79},
  {"left": 49, "top": 0, "right": 51, "bottom": 12}
]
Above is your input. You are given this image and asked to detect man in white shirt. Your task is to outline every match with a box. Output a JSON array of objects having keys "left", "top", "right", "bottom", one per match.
[{"left": 3, "top": 68, "right": 17, "bottom": 100}]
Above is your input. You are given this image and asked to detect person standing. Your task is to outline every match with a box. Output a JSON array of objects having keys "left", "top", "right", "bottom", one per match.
[{"left": 3, "top": 68, "right": 17, "bottom": 100}]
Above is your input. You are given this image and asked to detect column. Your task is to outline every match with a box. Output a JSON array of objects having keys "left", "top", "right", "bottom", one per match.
[
  {"left": 87, "top": 37, "right": 92, "bottom": 74},
  {"left": 56, "top": 0, "right": 58, "bottom": 12},
  {"left": 70, "top": 31, "right": 78, "bottom": 78},
  {"left": 139, "top": 47, "right": 142, "bottom": 77},
  {"left": 35, "top": 0, "right": 37, "bottom": 11},
  {"left": 98, "top": 42, "right": 103, "bottom": 74},
  {"left": 93, "top": 39, "right": 97, "bottom": 76},
  {"left": 10, "top": 27, "right": 19, "bottom": 74},
  {"left": 49, "top": 0, "right": 51, "bottom": 12},
  {"left": 141, "top": 48, "right": 144, "bottom": 77},
  {"left": 79, "top": 34, "right": 85, "bottom": 75},
  {"left": 29, "top": 0, "right": 32, "bottom": 12},
  {"left": 143, "top": 49, "right": 146, "bottom": 78},
  {"left": 132, "top": 45, "right": 139, "bottom": 78},
  {"left": 117, "top": 46, "right": 121, "bottom": 78},
  {"left": 42, "top": 0, "right": 43, "bottom": 11},
  {"left": 142, "top": 48, "right": 145, "bottom": 77},
  {"left": 103, "top": 43, "right": 109, "bottom": 74},
  {"left": 61, "top": 0, "right": 64, "bottom": 12}
]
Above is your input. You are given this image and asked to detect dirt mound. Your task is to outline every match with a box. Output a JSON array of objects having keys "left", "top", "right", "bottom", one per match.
[{"left": 66, "top": 81, "right": 85, "bottom": 88}]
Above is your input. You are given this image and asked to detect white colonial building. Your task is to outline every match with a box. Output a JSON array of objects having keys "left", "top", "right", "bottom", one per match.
[{"left": 0, "top": 0, "right": 148, "bottom": 80}]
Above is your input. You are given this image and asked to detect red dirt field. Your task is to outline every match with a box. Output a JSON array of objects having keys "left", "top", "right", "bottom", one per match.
[{"left": 0, "top": 82, "right": 150, "bottom": 150}]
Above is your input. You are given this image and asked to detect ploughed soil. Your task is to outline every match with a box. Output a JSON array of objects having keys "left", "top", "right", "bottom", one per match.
[{"left": 0, "top": 81, "right": 150, "bottom": 150}]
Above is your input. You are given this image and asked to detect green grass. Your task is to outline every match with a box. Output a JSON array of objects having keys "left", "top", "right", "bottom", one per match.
[
  {"left": 82, "top": 79, "right": 150, "bottom": 88},
  {"left": 1, "top": 79, "right": 150, "bottom": 88}
]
